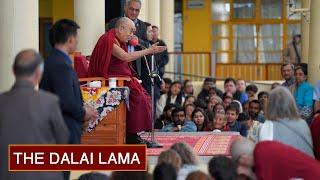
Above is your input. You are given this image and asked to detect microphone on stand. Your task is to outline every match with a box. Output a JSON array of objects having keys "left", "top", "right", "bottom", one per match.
[{"left": 128, "top": 38, "right": 162, "bottom": 148}]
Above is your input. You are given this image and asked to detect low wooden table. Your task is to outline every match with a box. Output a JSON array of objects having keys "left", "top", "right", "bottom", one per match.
[
  {"left": 81, "top": 102, "right": 126, "bottom": 144},
  {"left": 79, "top": 85, "right": 129, "bottom": 144}
]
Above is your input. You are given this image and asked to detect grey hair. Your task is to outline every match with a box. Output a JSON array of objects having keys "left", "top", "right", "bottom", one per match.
[
  {"left": 125, "top": 0, "right": 141, "bottom": 6},
  {"left": 170, "top": 142, "right": 198, "bottom": 165},
  {"left": 265, "top": 86, "right": 300, "bottom": 121},
  {"left": 230, "top": 137, "right": 255, "bottom": 162}
]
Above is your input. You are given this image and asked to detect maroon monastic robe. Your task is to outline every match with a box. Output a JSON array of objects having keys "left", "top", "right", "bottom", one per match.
[{"left": 88, "top": 29, "right": 151, "bottom": 134}]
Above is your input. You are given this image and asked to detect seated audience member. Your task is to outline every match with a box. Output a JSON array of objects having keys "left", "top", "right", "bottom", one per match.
[
  {"left": 161, "top": 78, "right": 172, "bottom": 95},
  {"left": 157, "top": 149, "right": 182, "bottom": 173},
  {"left": 236, "top": 79, "right": 246, "bottom": 93},
  {"left": 208, "top": 156, "right": 237, "bottom": 180},
  {"left": 213, "top": 103, "right": 225, "bottom": 115},
  {"left": 171, "top": 143, "right": 199, "bottom": 180},
  {"left": 224, "top": 78, "right": 248, "bottom": 104},
  {"left": 154, "top": 103, "right": 176, "bottom": 129},
  {"left": 205, "top": 111, "right": 228, "bottom": 132},
  {"left": 248, "top": 100, "right": 265, "bottom": 123},
  {"left": 271, "top": 82, "right": 281, "bottom": 90},
  {"left": 222, "top": 93, "right": 233, "bottom": 109},
  {"left": 291, "top": 65, "right": 314, "bottom": 121},
  {"left": 226, "top": 104, "right": 247, "bottom": 136},
  {"left": 281, "top": 63, "right": 295, "bottom": 87},
  {"left": 161, "top": 107, "right": 197, "bottom": 132},
  {"left": 254, "top": 141, "right": 320, "bottom": 180},
  {"left": 242, "top": 101, "right": 249, "bottom": 114},
  {"left": 185, "top": 104, "right": 196, "bottom": 121},
  {"left": 208, "top": 87, "right": 219, "bottom": 98},
  {"left": 197, "top": 78, "right": 222, "bottom": 103},
  {"left": 192, "top": 108, "right": 209, "bottom": 131},
  {"left": 186, "top": 171, "right": 210, "bottom": 180},
  {"left": 78, "top": 172, "right": 108, "bottom": 180},
  {"left": 257, "top": 91, "right": 269, "bottom": 113},
  {"left": 259, "top": 86, "right": 314, "bottom": 158},
  {"left": 184, "top": 95, "right": 196, "bottom": 106},
  {"left": 183, "top": 80, "right": 194, "bottom": 96},
  {"left": 231, "top": 100, "right": 243, "bottom": 113},
  {"left": 238, "top": 112, "right": 260, "bottom": 142},
  {"left": 157, "top": 81, "right": 185, "bottom": 118},
  {"left": 206, "top": 95, "right": 223, "bottom": 112},
  {"left": 311, "top": 110, "right": 320, "bottom": 161},
  {"left": 245, "top": 84, "right": 258, "bottom": 101},
  {"left": 230, "top": 137, "right": 256, "bottom": 180},
  {"left": 314, "top": 80, "right": 320, "bottom": 113},
  {"left": 110, "top": 171, "right": 151, "bottom": 180},
  {"left": 194, "top": 99, "right": 207, "bottom": 110},
  {"left": 153, "top": 163, "right": 177, "bottom": 180}
]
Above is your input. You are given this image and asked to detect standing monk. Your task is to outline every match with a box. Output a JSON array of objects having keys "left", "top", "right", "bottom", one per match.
[{"left": 88, "top": 17, "right": 166, "bottom": 144}]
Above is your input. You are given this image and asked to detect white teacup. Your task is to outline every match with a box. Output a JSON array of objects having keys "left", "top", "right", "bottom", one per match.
[
  {"left": 109, "top": 78, "right": 117, "bottom": 88},
  {"left": 89, "top": 81, "right": 101, "bottom": 88}
]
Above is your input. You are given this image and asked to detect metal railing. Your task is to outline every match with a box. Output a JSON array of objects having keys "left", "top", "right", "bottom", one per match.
[{"left": 168, "top": 52, "right": 282, "bottom": 81}]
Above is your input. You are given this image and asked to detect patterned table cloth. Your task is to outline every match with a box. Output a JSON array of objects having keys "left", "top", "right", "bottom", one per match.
[{"left": 81, "top": 87, "right": 129, "bottom": 132}]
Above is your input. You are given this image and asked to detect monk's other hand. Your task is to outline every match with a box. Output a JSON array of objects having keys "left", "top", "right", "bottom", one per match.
[{"left": 149, "top": 42, "right": 166, "bottom": 54}]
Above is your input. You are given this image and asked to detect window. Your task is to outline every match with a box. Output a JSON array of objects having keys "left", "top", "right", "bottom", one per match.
[
  {"left": 261, "top": 0, "right": 282, "bottom": 19},
  {"left": 233, "top": 0, "right": 255, "bottom": 19},
  {"left": 211, "top": 0, "right": 301, "bottom": 63}
]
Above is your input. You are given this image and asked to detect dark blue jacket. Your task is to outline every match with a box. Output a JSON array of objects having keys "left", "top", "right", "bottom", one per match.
[
  {"left": 40, "top": 48, "right": 85, "bottom": 144},
  {"left": 229, "top": 121, "right": 247, "bottom": 137}
]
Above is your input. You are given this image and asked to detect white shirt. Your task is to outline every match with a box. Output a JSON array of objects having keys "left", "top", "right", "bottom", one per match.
[{"left": 258, "top": 120, "right": 274, "bottom": 141}]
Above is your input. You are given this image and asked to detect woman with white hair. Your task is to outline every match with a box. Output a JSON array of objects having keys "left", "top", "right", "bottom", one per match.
[{"left": 258, "top": 86, "right": 314, "bottom": 158}]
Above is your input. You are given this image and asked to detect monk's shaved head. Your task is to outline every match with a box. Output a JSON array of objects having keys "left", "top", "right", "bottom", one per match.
[
  {"left": 13, "top": 49, "right": 43, "bottom": 77},
  {"left": 114, "top": 17, "right": 136, "bottom": 43},
  {"left": 115, "top": 17, "right": 134, "bottom": 29}
]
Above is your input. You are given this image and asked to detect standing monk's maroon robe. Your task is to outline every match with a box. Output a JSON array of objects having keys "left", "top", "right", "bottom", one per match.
[{"left": 88, "top": 29, "right": 151, "bottom": 134}]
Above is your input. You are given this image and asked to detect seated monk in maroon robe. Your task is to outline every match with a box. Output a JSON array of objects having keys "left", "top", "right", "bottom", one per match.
[{"left": 88, "top": 17, "right": 166, "bottom": 144}]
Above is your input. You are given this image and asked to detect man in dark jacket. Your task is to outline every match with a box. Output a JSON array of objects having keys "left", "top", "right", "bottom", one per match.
[
  {"left": 152, "top": 25, "right": 169, "bottom": 79},
  {"left": 106, "top": 0, "right": 147, "bottom": 77},
  {"left": 40, "top": 19, "right": 97, "bottom": 144}
]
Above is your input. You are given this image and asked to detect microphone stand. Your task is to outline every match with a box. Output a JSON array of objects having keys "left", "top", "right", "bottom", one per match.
[{"left": 143, "top": 54, "right": 163, "bottom": 148}]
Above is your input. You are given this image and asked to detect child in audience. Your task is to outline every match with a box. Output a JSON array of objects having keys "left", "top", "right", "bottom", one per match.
[
  {"left": 157, "top": 81, "right": 185, "bottom": 118},
  {"left": 160, "top": 78, "right": 172, "bottom": 95},
  {"left": 183, "top": 80, "right": 194, "bottom": 96},
  {"left": 192, "top": 108, "right": 209, "bottom": 131},
  {"left": 184, "top": 95, "right": 196, "bottom": 106},
  {"left": 223, "top": 93, "right": 233, "bottom": 109},
  {"left": 226, "top": 104, "right": 247, "bottom": 136},
  {"left": 213, "top": 103, "right": 225, "bottom": 115},
  {"left": 185, "top": 104, "right": 196, "bottom": 121},
  {"left": 154, "top": 103, "right": 176, "bottom": 130},
  {"left": 205, "top": 110, "right": 228, "bottom": 132},
  {"left": 206, "top": 95, "right": 223, "bottom": 112},
  {"left": 236, "top": 79, "right": 246, "bottom": 93},
  {"left": 245, "top": 84, "right": 258, "bottom": 101},
  {"left": 238, "top": 112, "right": 261, "bottom": 142}
]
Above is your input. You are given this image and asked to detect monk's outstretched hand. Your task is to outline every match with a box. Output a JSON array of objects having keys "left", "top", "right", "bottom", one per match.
[{"left": 149, "top": 42, "right": 166, "bottom": 54}]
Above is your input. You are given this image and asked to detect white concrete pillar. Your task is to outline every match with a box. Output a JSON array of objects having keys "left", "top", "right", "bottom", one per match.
[
  {"left": 160, "top": 0, "right": 175, "bottom": 78},
  {"left": 74, "top": 0, "right": 105, "bottom": 55},
  {"left": 0, "top": 0, "right": 39, "bottom": 92},
  {"left": 308, "top": 0, "right": 320, "bottom": 85},
  {"left": 139, "top": 0, "right": 148, "bottom": 22},
  {"left": 301, "top": 0, "right": 310, "bottom": 63},
  {"left": 147, "top": 0, "right": 160, "bottom": 27}
]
